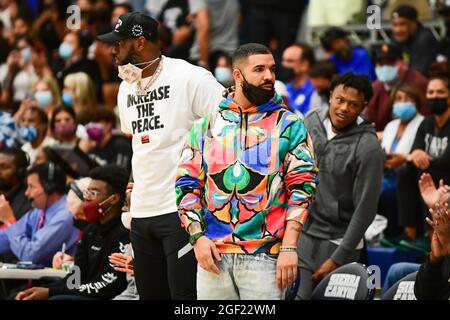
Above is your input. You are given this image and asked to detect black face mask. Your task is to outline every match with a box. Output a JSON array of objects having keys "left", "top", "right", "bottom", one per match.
[
  {"left": 427, "top": 98, "right": 449, "bottom": 115},
  {"left": 277, "top": 66, "right": 296, "bottom": 83},
  {"left": 241, "top": 73, "right": 274, "bottom": 106},
  {"left": 73, "top": 218, "right": 89, "bottom": 231},
  {"left": 335, "top": 44, "right": 352, "bottom": 60}
]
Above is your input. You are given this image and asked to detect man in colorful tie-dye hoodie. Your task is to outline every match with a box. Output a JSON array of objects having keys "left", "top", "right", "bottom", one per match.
[{"left": 176, "top": 43, "right": 318, "bottom": 300}]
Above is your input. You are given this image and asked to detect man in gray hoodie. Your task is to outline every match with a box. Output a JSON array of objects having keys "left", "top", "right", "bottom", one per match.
[{"left": 297, "top": 72, "right": 384, "bottom": 299}]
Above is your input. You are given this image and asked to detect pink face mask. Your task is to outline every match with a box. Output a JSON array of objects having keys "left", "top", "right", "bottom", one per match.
[
  {"left": 55, "top": 123, "right": 77, "bottom": 139},
  {"left": 82, "top": 195, "right": 115, "bottom": 224}
]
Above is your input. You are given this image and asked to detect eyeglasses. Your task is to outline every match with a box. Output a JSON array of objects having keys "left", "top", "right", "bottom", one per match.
[{"left": 83, "top": 188, "right": 103, "bottom": 199}]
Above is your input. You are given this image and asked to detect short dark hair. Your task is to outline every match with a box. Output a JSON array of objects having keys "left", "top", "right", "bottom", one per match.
[
  {"left": 26, "top": 107, "right": 48, "bottom": 127},
  {"left": 321, "top": 27, "right": 348, "bottom": 52},
  {"left": 27, "top": 162, "right": 67, "bottom": 195},
  {"left": 428, "top": 75, "right": 450, "bottom": 92},
  {"left": 50, "top": 107, "right": 77, "bottom": 133},
  {"left": 93, "top": 108, "right": 116, "bottom": 126},
  {"left": 89, "top": 165, "right": 129, "bottom": 203},
  {"left": 330, "top": 72, "right": 373, "bottom": 104},
  {"left": 291, "top": 43, "right": 315, "bottom": 66},
  {"left": 309, "top": 60, "right": 337, "bottom": 80},
  {"left": 0, "top": 147, "right": 29, "bottom": 174},
  {"left": 232, "top": 43, "right": 272, "bottom": 68}
]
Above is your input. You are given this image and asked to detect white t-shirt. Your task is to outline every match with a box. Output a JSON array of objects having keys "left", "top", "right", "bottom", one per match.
[{"left": 117, "top": 56, "right": 224, "bottom": 218}]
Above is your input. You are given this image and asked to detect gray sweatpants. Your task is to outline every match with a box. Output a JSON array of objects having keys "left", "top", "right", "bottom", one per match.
[{"left": 296, "top": 232, "right": 361, "bottom": 300}]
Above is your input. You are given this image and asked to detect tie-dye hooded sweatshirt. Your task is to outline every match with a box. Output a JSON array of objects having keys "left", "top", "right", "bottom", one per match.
[{"left": 175, "top": 90, "right": 318, "bottom": 254}]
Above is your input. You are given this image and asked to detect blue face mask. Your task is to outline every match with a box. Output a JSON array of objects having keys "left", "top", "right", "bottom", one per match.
[
  {"left": 21, "top": 47, "right": 31, "bottom": 62},
  {"left": 214, "top": 67, "right": 232, "bottom": 85},
  {"left": 19, "top": 126, "right": 38, "bottom": 142},
  {"left": 34, "top": 90, "right": 53, "bottom": 109},
  {"left": 59, "top": 42, "right": 74, "bottom": 60},
  {"left": 392, "top": 102, "right": 417, "bottom": 121},
  {"left": 375, "top": 65, "right": 398, "bottom": 83},
  {"left": 62, "top": 92, "right": 74, "bottom": 107}
]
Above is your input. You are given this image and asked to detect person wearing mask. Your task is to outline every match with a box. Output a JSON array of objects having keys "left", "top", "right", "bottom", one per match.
[
  {"left": 0, "top": 162, "right": 79, "bottom": 267},
  {"left": 52, "top": 30, "right": 103, "bottom": 103},
  {"left": 379, "top": 84, "right": 425, "bottom": 244},
  {"left": 19, "top": 107, "right": 56, "bottom": 166},
  {"left": 308, "top": 60, "right": 337, "bottom": 115},
  {"left": 320, "top": 27, "right": 376, "bottom": 81},
  {"left": 213, "top": 52, "right": 233, "bottom": 87},
  {"left": 365, "top": 43, "right": 428, "bottom": 132},
  {"left": 96, "top": 12, "right": 224, "bottom": 300},
  {"left": 176, "top": 43, "right": 318, "bottom": 300},
  {"left": 0, "top": 36, "right": 39, "bottom": 111},
  {"left": 49, "top": 107, "right": 80, "bottom": 147},
  {"left": 298, "top": 72, "right": 384, "bottom": 299},
  {"left": 281, "top": 43, "right": 316, "bottom": 115},
  {"left": 391, "top": 4, "right": 439, "bottom": 75},
  {"left": 15, "top": 165, "right": 130, "bottom": 300},
  {"left": 0, "top": 147, "right": 31, "bottom": 228},
  {"left": 32, "top": 76, "right": 62, "bottom": 118},
  {"left": 395, "top": 76, "right": 450, "bottom": 252},
  {"left": 85, "top": 109, "right": 132, "bottom": 175}
]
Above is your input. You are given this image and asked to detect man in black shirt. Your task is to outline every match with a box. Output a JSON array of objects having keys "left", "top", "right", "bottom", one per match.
[{"left": 15, "top": 165, "right": 130, "bottom": 300}]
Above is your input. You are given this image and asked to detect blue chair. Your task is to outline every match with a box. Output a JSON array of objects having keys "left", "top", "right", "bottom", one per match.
[
  {"left": 382, "top": 271, "right": 418, "bottom": 300},
  {"left": 311, "top": 262, "right": 375, "bottom": 300}
]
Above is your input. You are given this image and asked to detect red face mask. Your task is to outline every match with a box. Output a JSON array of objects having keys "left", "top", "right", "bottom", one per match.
[{"left": 82, "top": 195, "right": 115, "bottom": 224}]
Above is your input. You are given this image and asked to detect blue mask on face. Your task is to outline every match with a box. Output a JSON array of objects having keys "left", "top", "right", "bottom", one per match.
[
  {"left": 62, "top": 92, "right": 74, "bottom": 107},
  {"left": 58, "top": 42, "right": 73, "bottom": 60},
  {"left": 375, "top": 65, "right": 398, "bottom": 83},
  {"left": 19, "top": 126, "right": 38, "bottom": 142},
  {"left": 21, "top": 47, "right": 31, "bottom": 62},
  {"left": 214, "top": 67, "right": 232, "bottom": 85},
  {"left": 34, "top": 90, "right": 53, "bottom": 109},
  {"left": 392, "top": 102, "right": 417, "bottom": 121}
]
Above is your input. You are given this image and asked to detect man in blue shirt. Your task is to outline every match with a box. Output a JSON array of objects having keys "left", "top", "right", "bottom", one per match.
[
  {"left": 321, "top": 27, "right": 376, "bottom": 81},
  {"left": 281, "top": 43, "right": 316, "bottom": 115},
  {"left": 0, "top": 162, "right": 79, "bottom": 267}
]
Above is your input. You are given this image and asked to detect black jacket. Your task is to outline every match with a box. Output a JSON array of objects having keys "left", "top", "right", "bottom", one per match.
[
  {"left": 48, "top": 214, "right": 129, "bottom": 299},
  {"left": 414, "top": 255, "right": 450, "bottom": 300}
]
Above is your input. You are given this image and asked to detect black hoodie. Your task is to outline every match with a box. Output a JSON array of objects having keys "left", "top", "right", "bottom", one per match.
[{"left": 48, "top": 214, "right": 129, "bottom": 299}]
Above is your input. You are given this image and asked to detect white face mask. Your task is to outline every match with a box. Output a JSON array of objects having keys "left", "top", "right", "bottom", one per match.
[
  {"left": 121, "top": 211, "right": 132, "bottom": 230},
  {"left": 117, "top": 57, "right": 160, "bottom": 84}
]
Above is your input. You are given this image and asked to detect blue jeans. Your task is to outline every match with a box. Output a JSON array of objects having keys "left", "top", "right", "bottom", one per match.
[
  {"left": 197, "top": 253, "right": 286, "bottom": 300},
  {"left": 381, "top": 262, "right": 420, "bottom": 298}
]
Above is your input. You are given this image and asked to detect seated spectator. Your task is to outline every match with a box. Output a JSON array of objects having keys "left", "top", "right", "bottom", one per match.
[
  {"left": 0, "top": 162, "right": 79, "bottom": 267},
  {"left": 0, "top": 147, "right": 31, "bottom": 228},
  {"left": 62, "top": 72, "right": 97, "bottom": 125},
  {"left": 0, "top": 35, "right": 39, "bottom": 111},
  {"left": 365, "top": 43, "right": 428, "bottom": 132},
  {"left": 281, "top": 43, "right": 316, "bottom": 115},
  {"left": 395, "top": 76, "right": 450, "bottom": 251},
  {"left": 213, "top": 52, "right": 233, "bottom": 87},
  {"left": 391, "top": 4, "right": 438, "bottom": 75},
  {"left": 320, "top": 27, "right": 375, "bottom": 81},
  {"left": 85, "top": 109, "right": 132, "bottom": 174},
  {"left": 51, "top": 30, "right": 103, "bottom": 103},
  {"left": 298, "top": 73, "right": 384, "bottom": 299},
  {"left": 19, "top": 106, "right": 56, "bottom": 166},
  {"left": 308, "top": 60, "right": 337, "bottom": 115},
  {"left": 50, "top": 107, "right": 80, "bottom": 148},
  {"left": 15, "top": 165, "right": 130, "bottom": 300},
  {"left": 31, "top": 76, "right": 62, "bottom": 120},
  {"left": 379, "top": 84, "right": 425, "bottom": 242},
  {"left": 414, "top": 174, "right": 450, "bottom": 300}
]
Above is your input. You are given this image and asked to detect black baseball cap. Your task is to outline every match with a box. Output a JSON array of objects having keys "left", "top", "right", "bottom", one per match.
[
  {"left": 375, "top": 43, "right": 403, "bottom": 62},
  {"left": 97, "top": 12, "right": 158, "bottom": 44},
  {"left": 392, "top": 5, "right": 418, "bottom": 21}
]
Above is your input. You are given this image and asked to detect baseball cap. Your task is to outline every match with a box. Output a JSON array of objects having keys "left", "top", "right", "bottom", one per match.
[
  {"left": 375, "top": 43, "right": 403, "bottom": 62},
  {"left": 392, "top": 5, "right": 418, "bottom": 21},
  {"left": 97, "top": 12, "right": 158, "bottom": 44}
]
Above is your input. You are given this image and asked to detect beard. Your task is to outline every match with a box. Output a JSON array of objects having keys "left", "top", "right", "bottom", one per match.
[
  {"left": 0, "top": 178, "right": 12, "bottom": 192},
  {"left": 120, "top": 48, "right": 143, "bottom": 66}
]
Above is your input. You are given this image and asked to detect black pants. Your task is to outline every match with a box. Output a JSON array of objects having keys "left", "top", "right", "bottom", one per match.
[{"left": 130, "top": 212, "right": 197, "bottom": 300}]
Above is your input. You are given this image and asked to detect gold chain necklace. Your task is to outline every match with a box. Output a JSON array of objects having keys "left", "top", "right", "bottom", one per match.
[{"left": 136, "top": 56, "right": 164, "bottom": 96}]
